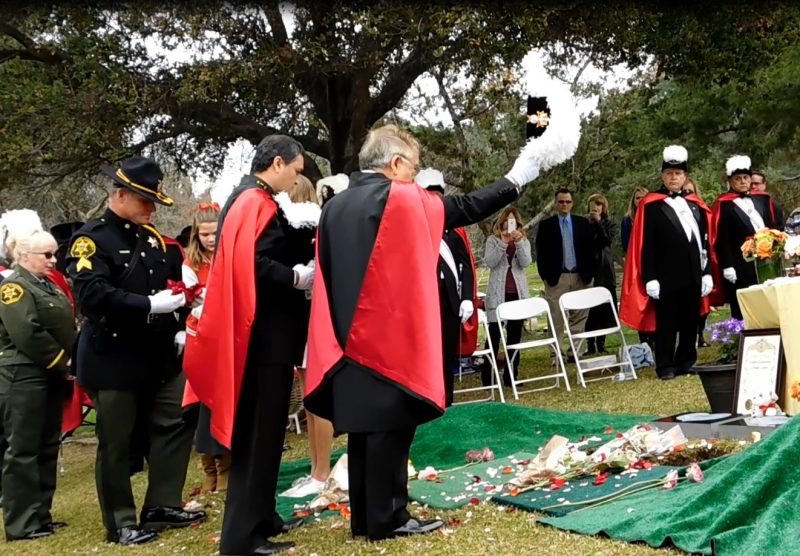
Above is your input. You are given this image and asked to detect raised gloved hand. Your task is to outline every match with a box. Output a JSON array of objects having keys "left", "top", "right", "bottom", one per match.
[
  {"left": 723, "top": 267, "right": 737, "bottom": 284},
  {"left": 174, "top": 330, "right": 186, "bottom": 356},
  {"left": 701, "top": 274, "right": 713, "bottom": 297},
  {"left": 504, "top": 154, "right": 540, "bottom": 192},
  {"left": 458, "top": 300, "right": 474, "bottom": 324},
  {"left": 293, "top": 264, "right": 315, "bottom": 291},
  {"left": 148, "top": 289, "right": 186, "bottom": 314},
  {"left": 645, "top": 280, "right": 660, "bottom": 300}
]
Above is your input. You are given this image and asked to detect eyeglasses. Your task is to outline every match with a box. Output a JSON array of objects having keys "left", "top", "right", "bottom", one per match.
[{"left": 30, "top": 251, "right": 56, "bottom": 259}]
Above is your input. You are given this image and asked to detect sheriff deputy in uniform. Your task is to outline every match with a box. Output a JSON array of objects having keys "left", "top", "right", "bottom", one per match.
[
  {"left": 0, "top": 229, "right": 75, "bottom": 541},
  {"left": 66, "top": 157, "right": 205, "bottom": 545}
]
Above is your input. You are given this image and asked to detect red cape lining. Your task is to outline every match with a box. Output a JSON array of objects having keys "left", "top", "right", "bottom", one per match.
[
  {"left": 453, "top": 227, "right": 479, "bottom": 356},
  {"left": 183, "top": 188, "right": 277, "bottom": 449}
]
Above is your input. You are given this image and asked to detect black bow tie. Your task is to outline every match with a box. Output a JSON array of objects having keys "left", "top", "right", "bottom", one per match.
[
  {"left": 737, "top": 192, "right": 751, "bottom": 198},
  {"left": 668, "top": 191, "right": 684, "bottom": 199}
]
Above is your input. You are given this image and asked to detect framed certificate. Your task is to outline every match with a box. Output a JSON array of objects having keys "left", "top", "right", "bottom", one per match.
[{"left": 732, "top": 328, "right": 785, "bottom": 415}]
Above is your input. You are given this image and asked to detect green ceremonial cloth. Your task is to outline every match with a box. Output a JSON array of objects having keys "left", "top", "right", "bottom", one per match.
[
  {"left": 410, "top": 403, "right": 652, "bottom": 470},
  {"left": 540, "top": 415, "right": 800, "bottom": 555}
]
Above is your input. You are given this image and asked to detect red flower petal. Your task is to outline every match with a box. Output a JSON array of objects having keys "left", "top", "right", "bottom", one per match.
[{"left": 469, "top": 498, "right": 480, "bottom": 505}]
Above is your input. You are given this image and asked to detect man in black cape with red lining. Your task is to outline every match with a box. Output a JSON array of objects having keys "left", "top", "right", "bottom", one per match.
[
  {"left": 303, "top": 120, "right": 555, "bottom": 541},
  {"left": 709, "top": 155, "right": 779, "bottom": 319},
  {"left": 183, "top": 136, "right": 315, "bottom": 556}
]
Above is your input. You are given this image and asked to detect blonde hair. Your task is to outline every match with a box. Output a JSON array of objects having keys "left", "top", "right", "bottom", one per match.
[
  {"left": 358, "top": 124, "right": 420, "bottom": 171},
  {"left": 627, "top": 186, "right": 649, "bottom": 219},
  {"left": 587, "top": 193, "right": 609, "bottom": 218},
  {"left": 492, "top": 207, "right": 527, "bottom": 238},
  {"left": 684, "top": 177, "right": 702, "bottom": 199},
  {"left": 186, "top": 204, "right": 220, "bottom": 269},
  {"left": 290, "top": 175, "right": 318, "bottom": 204},
  {"left": 10, "top": 230, "right": 56, "bottom": 263}
]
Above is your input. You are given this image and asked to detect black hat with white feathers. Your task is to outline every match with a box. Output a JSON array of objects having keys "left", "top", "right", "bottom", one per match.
[
  {"left": 725, "top": 155, "right": 752, "bottom": 177},
  {"left": 661, "top": 145, "right": 688, "bottom": 172}
]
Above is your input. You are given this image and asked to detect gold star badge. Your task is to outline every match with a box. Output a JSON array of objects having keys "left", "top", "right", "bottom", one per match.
[
  {"left": 70, "top": 236, "right": 96, "bottom": 271},
  {"left": 0, "top": 283, "right": 24, "bottom": 305}
]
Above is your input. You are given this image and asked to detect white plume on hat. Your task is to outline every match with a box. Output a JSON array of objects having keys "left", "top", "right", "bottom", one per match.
[
  {"left": 0, "top": 209, "right": 43, "bottom": 259},
  {"left": 663, "top": 145, "right": 688, "bottom": 164},
  {"left": 416, "top": 168, "right": 445, "bottom": 190},
  {"left": 726, "top": 155, "right": 752, "bottom": 177},
  {"left": 518, "top": 77, "right": 581, "bottom": 171},
  {"left": 273, "top": 192, "right": 321, "bottom": 229},
  {"left": 315, "top": 173, "right": 349, "bottom": 200}
]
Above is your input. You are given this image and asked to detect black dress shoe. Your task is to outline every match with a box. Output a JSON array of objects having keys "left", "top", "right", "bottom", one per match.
[
  {"left": 659, "top": 370, "right": 676, "bottom": 381},
  {"left": 279, "top": 517, "right": 304, "bottom": 534},
  {"left": 392, "top": 517, "right": 445, "bottom": 536},
  {"left": 221, "top": 540, "right": 295, "bottom": 556},
  {"left": 140, "top": 506, "right": 207, "bottom": 531},
  {"left": 698, "top": 338, "right": 710, "bottom": 348},
  {"left": 46, "top": 521, "right": 68, "bottom": 531},
  {"left": 9, "top": 527, "right": 54, "bottom": 541},
  {"left": 107, "top": 526, "right": 157, "bottom": 545}
]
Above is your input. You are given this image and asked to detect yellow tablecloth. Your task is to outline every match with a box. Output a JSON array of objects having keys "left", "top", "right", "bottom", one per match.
[{"left": 738, "top": 279, "right": 800, "bottom": 416}]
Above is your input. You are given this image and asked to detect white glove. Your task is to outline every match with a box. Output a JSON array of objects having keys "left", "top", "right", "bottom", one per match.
[
  {"left": 148, "top": 290, "right": 186, "bottom": 314},
  {"left": 701, "top": 274, "right": 713, "bottom": 297},
  {"left": 504, "top": 154, "right": 540, "bottom": 191},
  {"left": 174, "top": 330, "right": 186, "bottom": 356},
  {"left": 723, "top": 267, "right": 737, "bottom": 284},
  {"left": 645, "top": 280, "right": 660, "bottom": 300},
  {"left": 293, "top": 264, "right": 315, "bottom": 291},
  {"left": 458, "top": 300, "right": 474, "bottom": 324}
]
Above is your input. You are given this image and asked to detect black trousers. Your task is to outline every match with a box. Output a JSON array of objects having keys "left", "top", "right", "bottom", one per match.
[
  {"left": 220, "top": 361, "right": 294, "bottom": 554},
  {"left": 724, "top": 282, "right": 744, "bottom": 320},
  {"left": 441, "top": 308, "right": 461, "bottom": 407},
  {"left": 91, "top": 372, "right": 192, "bottom": 533},
  {"left": 348, "top": 427, "right": 415, "bottom": 541},
  {"left": 654, "top": 289, "right": 700, "bottom": 376},
  {"left": 481, "top": 293, "right": 522, "bottom": 386}
]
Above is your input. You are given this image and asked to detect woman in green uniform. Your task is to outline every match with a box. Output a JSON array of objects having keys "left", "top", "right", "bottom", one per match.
[{"left": 0, "top": 229, "right": 76, "bottom": 541}]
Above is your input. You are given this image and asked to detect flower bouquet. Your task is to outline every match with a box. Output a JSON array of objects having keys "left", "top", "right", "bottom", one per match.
[
  {"left": 741, "top": 228, "right": 789, "bottom": 283},
  {"left": 706, "top": 318, "right": 745, "bottom": 364}
]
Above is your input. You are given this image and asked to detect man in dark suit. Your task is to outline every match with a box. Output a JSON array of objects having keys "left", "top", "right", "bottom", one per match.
[
  {"left": 536, "top": 188, "right": 596, "bottom": 355},
  {"left": 637, "top": 146, "right": 713, "bottom": 379},
  {"left": 418, "top": 169, "right": 476, "bottom": 407},
  {"left": 712, "top": 157, "right": 779, "bottom": 319},
  {"left": 750, "top": 171, "right": 784, "bottom": 228}
]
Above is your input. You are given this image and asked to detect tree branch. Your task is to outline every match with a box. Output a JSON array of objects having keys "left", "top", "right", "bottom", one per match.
[
  {"left": 434, "top": 69, "right": 472, "bottom": 181},
  {"left": 0, "top": 22, "right": 69, "bottom": 65},
  {"left": 365, "top": 44, "right": 431, "bottom": 126}
]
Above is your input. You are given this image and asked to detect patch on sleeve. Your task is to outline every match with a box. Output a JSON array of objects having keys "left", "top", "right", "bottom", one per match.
[
  {"left": 0, "top": 283, "right": 24, "bottom": 304},
  {"left": 70, "top": 236, "right": 96, "bottom": 271}
]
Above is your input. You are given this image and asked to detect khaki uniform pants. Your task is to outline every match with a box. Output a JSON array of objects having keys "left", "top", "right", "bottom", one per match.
[{"left": 544, "top": 273, "right": 591, "bottom": 353}]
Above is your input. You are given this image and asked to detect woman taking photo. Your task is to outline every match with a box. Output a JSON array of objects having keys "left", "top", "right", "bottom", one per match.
[
  {"left": 584, "top": 193, "right": 616, "bottom": 355},
  {"left": 482, "top": 207, "right": 531, "bottom": 387},
  {"left": 182, "top": 202, "right": 230, "bottom": 493},
  {"left": 0, "top": 229, "right": 76, "bottom": 541}
]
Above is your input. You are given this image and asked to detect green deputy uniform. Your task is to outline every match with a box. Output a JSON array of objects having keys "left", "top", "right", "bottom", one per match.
[{"left": 0, "top": 266, "right": 75, "bottom": 540}]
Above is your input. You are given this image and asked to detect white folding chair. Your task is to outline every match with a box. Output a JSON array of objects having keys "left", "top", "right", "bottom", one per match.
[
  {"left": 453, "top": 309, "right": 506, "bottom": 404},
  {"left": 559, "top": 287, "right": 637, "bottom": 387},
  {"left": 496, "top": 297, "right": 570, "bottom": 400}
]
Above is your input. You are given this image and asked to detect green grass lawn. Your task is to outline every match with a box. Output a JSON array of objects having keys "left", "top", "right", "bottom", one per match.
[{"left": 2, "top": 264, "right": 731, "bottom": 555}]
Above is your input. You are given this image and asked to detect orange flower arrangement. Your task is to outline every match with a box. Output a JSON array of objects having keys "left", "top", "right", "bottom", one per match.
[
  {"left": 791, "top": 380, "right": 800, "bottom": 401},
  {"left": 741, "top": 228, "right": 789, "bottom": 261}
]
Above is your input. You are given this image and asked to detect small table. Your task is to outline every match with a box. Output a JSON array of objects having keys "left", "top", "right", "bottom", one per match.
[{"left": 737, "top": 278, "right": 800, "bottom": 416}]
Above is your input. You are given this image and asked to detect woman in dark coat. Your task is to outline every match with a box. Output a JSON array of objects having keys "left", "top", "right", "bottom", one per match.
[{"left": 584, "top": 193, "right": 617, "bottom": 355}]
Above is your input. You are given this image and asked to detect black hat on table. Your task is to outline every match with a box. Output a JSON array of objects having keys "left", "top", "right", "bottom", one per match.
[
  {"left": 100, "top": 156, "right": 173, "bottom": 206},
  {"left": 661, "top": 145, "right": 688, "bottom": 172}
]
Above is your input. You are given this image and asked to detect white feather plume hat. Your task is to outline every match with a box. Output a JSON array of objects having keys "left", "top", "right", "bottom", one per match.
[
  {"left": 416, "top": 168, "right": 445, "bottom": 190},
  {"left": 725, "top": 155, "right": 752, "bottom": 177},
  {"left": 661, "top": 145, "right": 689, "bottom": 172},
  {"left": 316, "top": 173, "right": 349, "bottom": 201},
  {"left": 518, "top": 78, "right": 581, "bottom": 172},
  {"left": 0, "top": 209, "right": 44, "bottom": 259}
]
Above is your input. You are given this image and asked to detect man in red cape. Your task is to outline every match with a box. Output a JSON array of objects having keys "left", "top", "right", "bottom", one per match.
[
  {"left": 620, "top": 145, "right": 714, "bottom": 380},
  {"left": 183, "top": 136, "right": 312, "bottom": 556},
  {"left": 708, "top": 155, "right": 779, "bottom": 319},
  {"left": 304, "top": 125, "right": 540, "bottom": 541}
]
